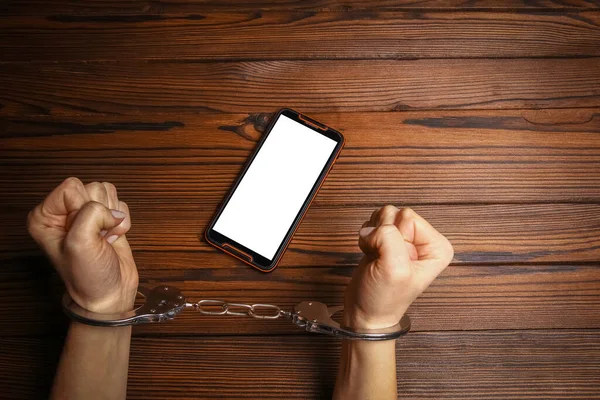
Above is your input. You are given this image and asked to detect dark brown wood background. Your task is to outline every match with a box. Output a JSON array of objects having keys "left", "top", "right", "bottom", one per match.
[{"left": 1, "top": 1, "right": 600, "bottom": 399}]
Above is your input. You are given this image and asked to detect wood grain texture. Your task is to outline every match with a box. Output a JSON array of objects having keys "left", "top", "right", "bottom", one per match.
[
  {"left": 2, "top": 0, "right": 600, "bottom": 15},
  {"left": 2, "top": 332, "right": 600, "bottom": 399},
  {"left": 2, "top": 1, "right": 600, "bottom": 398},
  {"left": 3, "top": 204, "right": 600, "bottom": 264},
  {"left": 1, "top": 59, "right": 600, "bottom": 116},
  {"left": 4, "top": 12, "right": 600, "bottom": 62},
  {"left": 0, "top": 337, "right": 61, "bottom": 400},
  {"left": 1, "top": 261, "right": 600, "bottom": 335},
  {"left": 128, "top": 331, "right": 600, "bottom": 399},
  {"left": 2, "top": 110, "right": 599, "bottom": 205}
]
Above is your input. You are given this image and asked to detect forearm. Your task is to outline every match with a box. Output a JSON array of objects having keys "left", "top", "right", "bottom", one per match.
[
  {"left": 333, "top": 340, "right": 397, "bottom": 400},
  {"left": 51, "top": 322, "right": 132, "bottom": 400}
]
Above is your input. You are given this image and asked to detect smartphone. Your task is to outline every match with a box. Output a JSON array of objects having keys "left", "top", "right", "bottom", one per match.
[{"left": 205, "top": 108, "right": 344, "bottom": 272}]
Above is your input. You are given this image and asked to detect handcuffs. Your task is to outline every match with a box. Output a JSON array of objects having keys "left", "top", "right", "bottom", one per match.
[{"left": 63, "top": 285, "right": 411, "bottom": 341}]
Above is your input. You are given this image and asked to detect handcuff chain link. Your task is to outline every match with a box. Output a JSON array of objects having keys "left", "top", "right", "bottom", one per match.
[
  {"left": 62, "top": 285, "right": 411, "bottom": 340},
  {"left": 189, "top": 299, "right": 292, "bottom": 320}
]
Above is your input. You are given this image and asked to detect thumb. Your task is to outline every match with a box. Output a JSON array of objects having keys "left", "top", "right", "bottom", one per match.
[
  {"left": 66, "top": 201, "right": 126, "bottom": 247},
  {"left": 358, "top": 224, "right": 410, "bottom": 265}
]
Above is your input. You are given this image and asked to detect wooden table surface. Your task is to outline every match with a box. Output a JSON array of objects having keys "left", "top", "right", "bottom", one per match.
[{"left": 1, "top": 1, "right": 600, "bottom": 399}]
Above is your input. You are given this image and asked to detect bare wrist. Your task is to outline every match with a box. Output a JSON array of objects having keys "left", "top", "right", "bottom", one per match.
[
  {"left": 343, "top": 306, "right": 409, "bottom": 331},
  {"left": 73, "top": 289, "right": 137, "bottom": 315}
]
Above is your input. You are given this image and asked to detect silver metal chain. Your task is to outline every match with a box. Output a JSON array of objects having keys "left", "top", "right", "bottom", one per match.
[
  {"left": 62, "top": 285, "right": 411, "bottom": 340},
  {"left": 187, "top": 300, "right": 292, "bottom": 320}
]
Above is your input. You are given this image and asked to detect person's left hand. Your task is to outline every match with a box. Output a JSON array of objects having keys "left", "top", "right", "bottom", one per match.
[{"left": 28, "top": 177, "right": 138, "bottom": 314}]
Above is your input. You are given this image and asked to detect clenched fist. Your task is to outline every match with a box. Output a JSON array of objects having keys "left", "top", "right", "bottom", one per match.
[
  {"left": 28, "top": 177, "right": 138, "bottom": 314},
  {"left": 344, "top": 206, "right": 454, "bottom": 329}
]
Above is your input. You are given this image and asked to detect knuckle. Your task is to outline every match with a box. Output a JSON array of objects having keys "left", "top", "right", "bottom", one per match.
[
  {"left": 381, "top": 205, "right": 397, "bottom": 215},
  {"left": 62, "top": 177, "right": 84, "bottom": 191},
  {"left": 59, "top": 178, "right": 87, "bottom": 205},
  {"left": 378, "top": 205, "right": 398, "bottom": 220},
  {"left": 399, "top": 207, "right": 415, "bottom": 220},
  {"left": 102, "top": 182, "right": 117, "bottom": 196},
  {"left": 86, "top": 181, "right": 104, "bottom": 193}
]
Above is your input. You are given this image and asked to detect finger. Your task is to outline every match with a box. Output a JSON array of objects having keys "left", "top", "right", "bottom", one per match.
[
  {"left": 108, "top": 201, "right": 136, "bottom": 269},
  {"left": 28, "top": 177, "right": 90, "bottom": 259},
  {"left": 111, "top": 234, "right": 135, "bottom": 272},
  {"left": 413, "top": 245, "right": 453, "bottom": 293},
  {"left": 396, "top": 208, "right": 446, "bottom": 246},
  {"left": 66, "top": 201, "right": 127, "bottom": 250},
  {"left": 102, "top": 182, "right": 119, "bottom": 210},
  {"left": 40, "top": 177, "right": 89, "bottom": 217},
  {"left": 396, "top": 208, "right": 454, "bottom": 265},
  {"left": 68, "top": 181, "right": 109, "bottom": 232},
  {"left": 85, "top": 182, "right": 109, "bottom": 208},
  {"left": 105, "top": 200, "right": 131, "bottom": 240},
  {"left": 376, "top": 205, "right": 399, "bottom": 227},
  {"left": 358, "top": 224, "right": 410, "bottom": 265},
  {"left": 368, "top": 205, "right": 399, "bottom": 227},
  {"left": 362, "top": 205, "right": 401, "bottom": 255}
]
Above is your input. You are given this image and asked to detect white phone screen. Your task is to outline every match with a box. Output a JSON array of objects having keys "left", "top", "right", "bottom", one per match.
[{"left": 213, "top": 115, "right": 337, "bottom": 260}]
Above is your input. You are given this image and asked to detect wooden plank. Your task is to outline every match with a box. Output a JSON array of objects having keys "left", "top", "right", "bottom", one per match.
[
  {"left": 2, "top": 331, "right": 600, "bottom": 399},
  {"left": 3, "top": 203, "right": 600, "bottom": 263},
  {"left": 2, "top": 261, "right": 599, "bottom": 335},
  {"left": 2, "top": 0, "right": 599, "bottom": 15},
  {"left": 1, "top": 59, "right": 600, "bottom": 116},
  {"left": 0, "top": 337, "right": 61, "bottom": 400},
  {"left": 4, "top": 12, "right": 600, "bottom": 62},
  {"left": 93, "top": 204, "right": 600, "bottom": 263},
  {"left": 2, "top": 110, "right": 599, "bottom": 204},
  {"left": 128, "top": 331, "right": 600, "bottom": 399}
]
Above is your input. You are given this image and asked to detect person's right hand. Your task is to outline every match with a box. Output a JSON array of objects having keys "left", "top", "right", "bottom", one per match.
[
  {"left": 344, "top": 206, "right": 454, "bottom": 329},
  {"left": 28, "top": 177, "right": 138, "bottom": 314}
]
